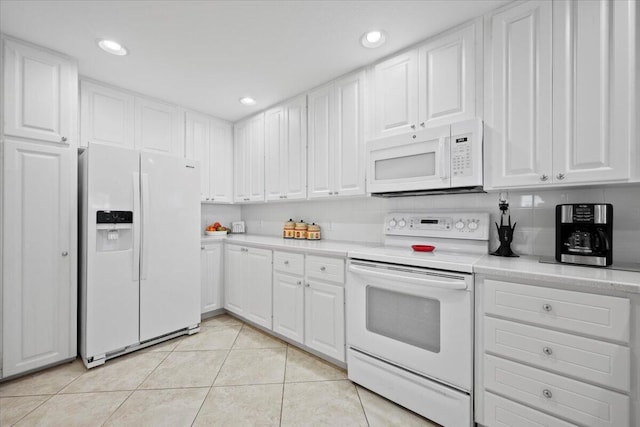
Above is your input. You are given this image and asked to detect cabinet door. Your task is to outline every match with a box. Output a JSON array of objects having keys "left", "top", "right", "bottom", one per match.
[
  {"left": 373, "top": 50, "right": 419, "bottom": 138},
  {"left": 201, "top": 243, "right": 223, "bottom": 314},
  {"left": 273, "top": 272, "right": 304, "bottom": 343},
  {"left": 233, "top": 120, "right": 249, "bottom": 202},
  {"left": 224, "top": 245, "right": 246, "bottom": 315},
  {"left": 3, "top": 39, "right": 77, "bottom": 145},
  {"left": 2, "top": 140, "right": 76, "bottom": 377},
  {"left": 552, "top": 0, "right": 632, "bottom": 183},
  {"left": 304, "top": 280, "right": 345, "bottom": 362},
  {"left": 244, "top": 247, "right": 273, "bottom": 329},
  {"left": 333, "top": 71, "right": 366, "bottom": 197},
  {"left": 209, "top": 120, "right": 234, "bottom": 203},
  {"left": 418, "top": 23, "right": 476, "bottom": 128},
  {"left": 80, "top": 80, "right": 134, "bottom": 149},
  {"left": 307, "top": 85, "right": 333, "bottom": 198},
  {"left": 134, "top": 97, "right": 184, "bottom": 156},
  {"left": 248, "top": 114, "right": 265, "bottom": 202},
  {"left": 185, "top": 112, "right": 210, "bottom": 201},
  {"left": 264, "top": 106, "right": 286, "bottom": 201},
  {"left": 283, "top": 95, "right": 307, "bottom": 200},
  {"left": 485, "top": 0, "right": 553, "bottom": 188}
]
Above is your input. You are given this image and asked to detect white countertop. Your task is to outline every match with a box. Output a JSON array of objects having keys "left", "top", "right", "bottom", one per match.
[
  {"left": 201, "top": 234, "right": 640, "bottom": 294},
  {"left": 205, "top": 234, "right": 378, "bottom": 257},
  {"left": 474, "top": 254, "right": 640, "bottom": 294}
]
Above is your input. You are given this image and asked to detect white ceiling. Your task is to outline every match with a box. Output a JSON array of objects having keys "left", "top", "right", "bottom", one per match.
[{"left": 0, "top": 0, "right": 508, "bottom": 122}]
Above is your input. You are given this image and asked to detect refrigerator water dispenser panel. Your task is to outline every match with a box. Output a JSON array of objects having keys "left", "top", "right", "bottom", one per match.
[{"left": 96, "top": 210, "right": 133, "bottom": 252}]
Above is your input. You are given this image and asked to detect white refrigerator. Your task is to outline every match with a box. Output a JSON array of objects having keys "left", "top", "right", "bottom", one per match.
[{"left": 79, "top": 143, "right": 200, "bottom": 368}]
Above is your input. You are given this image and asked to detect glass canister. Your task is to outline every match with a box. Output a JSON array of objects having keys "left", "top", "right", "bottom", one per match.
[
  {"left": 307, "top": 223, "right": 321, "bottom": 240},
  {"left": 294, "top": 221, "right": 308, "bottom": 239},
  {"left": 283, "top": 219, "right": 295, "bottom": 239}
]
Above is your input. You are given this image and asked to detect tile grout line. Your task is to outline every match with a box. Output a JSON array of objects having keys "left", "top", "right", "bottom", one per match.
[
  {"left": 190, "top": 321, "right": 244, "bottom": 426},
  {"left": 6, "top": 393, "right": 56, "bottom": 426},
  {"left": 100, "top": 349, "right": 173, "bottom": 426},
  {"left": 354, "top": 385, "right": 372, "bottom": 427},
  {"left": 278, "top": 345, "right": 289, "bottom": 427}
]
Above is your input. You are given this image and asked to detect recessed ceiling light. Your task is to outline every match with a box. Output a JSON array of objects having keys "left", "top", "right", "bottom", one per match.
[
  {"left": 97, "top": 39, "right": 128, "bottom": 56},
  {"left": 239, "top": 97, "right": 256, "bottom": 106},
  {"left": 361, "top": 30, "right": 387, "bottom": 48}
]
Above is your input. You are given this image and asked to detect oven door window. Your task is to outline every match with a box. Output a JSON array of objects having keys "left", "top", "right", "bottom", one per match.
[{"left": 365, "top": 286, "right": 440, "bottom": 353}]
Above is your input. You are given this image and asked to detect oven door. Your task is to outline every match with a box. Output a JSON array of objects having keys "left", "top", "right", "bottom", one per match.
[
  {"left": 347, "top": 260, "right": 472, "bottom": 391},
  {"left": 366, "top": 125, "right": 451, "bottom": 193}
]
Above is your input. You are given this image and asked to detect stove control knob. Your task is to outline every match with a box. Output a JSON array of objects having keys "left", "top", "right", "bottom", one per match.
[
  {"left": 389, "top": 219, "right": 397, "bottom": 227},
  {"left": 455, "top": 220, "right": 465, "bottom": 230},
  {"left": 468, "top": 221, "right": 479, "bottom": 230},
  {"left": 398, "top": 219, "right": 406, "bottom": 228}
]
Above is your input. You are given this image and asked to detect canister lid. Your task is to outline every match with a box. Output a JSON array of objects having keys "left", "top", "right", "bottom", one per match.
[{"left": 308, "top": 223, "right": 320, "bottom": 231}]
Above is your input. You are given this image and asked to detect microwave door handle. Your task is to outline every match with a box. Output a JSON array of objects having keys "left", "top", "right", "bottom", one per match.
[
  {"left": 440, "top": 137, "right": 450, "bottom": 179},
  {"left": 349, "top": 264, "right": 467, "bottom": 290}
]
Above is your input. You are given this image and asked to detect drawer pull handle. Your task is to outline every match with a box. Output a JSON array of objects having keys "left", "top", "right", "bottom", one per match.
[
  {"left": 305, "top": 283, "right": 310, "bottom": 287},
  {"left": 542, "top": 389, "right": 553, "bottom": 399},
  {"left": 297, "top": 281, "right": 302, "bottom": 286},
  {"left": 542, "top": 303, "right": 552, "bottom": 312},
  {"left": 542, "top": 347, "right": 553, "bottom": 356},
  {"left": 284, "top": 260, "right": 289, "bottom": 265},
  {"left": 320, "top": 266, "right": 326, "bottom": 271}
]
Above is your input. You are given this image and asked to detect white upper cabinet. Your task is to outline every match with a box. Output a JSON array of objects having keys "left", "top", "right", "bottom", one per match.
[
  {"left": 265, "top": 95, "right": 307, "bottom": 201},
  {"left": 485, "top": 0, "right": 637, "bottom": 189},
  {"left": 80, "top": 80, "right": 134, "bottom": 149},
  {"left": 186, "top": 111, "right": 234, "bottom": 203},
  {"left": 3, "top": 38, "right": 78, "bottom": 145},
  {"left": 209, "top": 120, "right": 234, "bottom": 203},
  {"left": 185, "top": 111, "right": 211, "bottom": 200},
  {"left": 372, "top": 22, "right": 478, "bottom": 138},
  {"left": 134, "top": 97, "right": 184, "bottom": 156},
  {"left": 418, "top": 23, "right": 476, "bottom": 128},
  {"left": 485, "top": 0, "right": 553, "bottom": 188},
  {"left": 308, "top": 70, "right": 366, "bottom": 198},
  {"left": 373, "top": 50, "right": 419, "bottom": 138},
  {"left": 265, "top": 105, "right": 286, "bottom": 201},
  {"left": 234, "top": 113, "right": 265, "bottom": 202},
  {"left": 552, "top": 0, "right": 634, "bottom": 184}
]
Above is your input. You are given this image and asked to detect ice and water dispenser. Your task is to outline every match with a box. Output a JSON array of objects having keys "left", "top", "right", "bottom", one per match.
[{"left": 96, "top": 210, "right": 133, "bottom": 252}]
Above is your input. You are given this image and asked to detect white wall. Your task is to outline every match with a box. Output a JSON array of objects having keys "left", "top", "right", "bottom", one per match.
[
  {"left": 201, "top": 204, "right": 242, "bottom": 232},
  {"left": 241, "top": 184, "right": 640, "bottom": 264}
]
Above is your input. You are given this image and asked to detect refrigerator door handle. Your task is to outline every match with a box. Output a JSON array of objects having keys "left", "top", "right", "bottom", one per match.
[
  {"left": 132, "top": 172, "right": 141, "bottom": 281},
  {"left": 141, "top": 173, "right": 150, "bottom": 280}
]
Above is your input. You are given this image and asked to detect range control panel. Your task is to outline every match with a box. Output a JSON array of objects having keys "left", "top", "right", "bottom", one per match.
[{"left": 384, "top": 212, "right": 490, "bottom": 240}]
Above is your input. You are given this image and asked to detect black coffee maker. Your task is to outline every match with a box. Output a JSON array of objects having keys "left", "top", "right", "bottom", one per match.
[{"left": 556, "top": 204, "right": 613, "bottom": 266}]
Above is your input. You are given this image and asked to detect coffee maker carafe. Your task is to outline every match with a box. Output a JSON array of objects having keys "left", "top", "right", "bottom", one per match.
[{"left": 556, "top": 204, "right": 613, "bottom": 266}]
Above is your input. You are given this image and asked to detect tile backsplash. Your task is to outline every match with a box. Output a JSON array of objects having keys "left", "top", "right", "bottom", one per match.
[{"left": 240, "top": 184, "right": 640, "bottom": 264}]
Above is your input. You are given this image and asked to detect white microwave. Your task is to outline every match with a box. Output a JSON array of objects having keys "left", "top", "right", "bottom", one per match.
[{"left": 366, "top": 118, "right": 483, "bottom": 196}]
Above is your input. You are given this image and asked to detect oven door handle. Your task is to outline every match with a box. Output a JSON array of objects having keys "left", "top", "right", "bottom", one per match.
[{"left": 349, "top": 264, "right": 468, "bottom": 290}]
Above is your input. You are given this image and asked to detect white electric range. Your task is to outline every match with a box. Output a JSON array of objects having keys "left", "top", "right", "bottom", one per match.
[{"left": 346, "top": 211, "right": 490, "bottom": 427}]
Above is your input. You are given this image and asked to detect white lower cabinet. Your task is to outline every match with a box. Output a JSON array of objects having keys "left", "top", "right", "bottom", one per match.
[
  {"left": 273, "top": 272, "right": 304, "bottom": 342},
  {"left": 304, "top": 278, "right": 345, "bottom": 362},
  {"left": 476, "top": 275, "right": 632, "bottom": 427},
  {"left": 2, "top": 140, "right": 77, "bottom": 378},
  {"left": 201, "top": 241, "right": 223, "bottom": 314},
  {"left": 223, "top": 245, "right": 272, "bottom": 329}
]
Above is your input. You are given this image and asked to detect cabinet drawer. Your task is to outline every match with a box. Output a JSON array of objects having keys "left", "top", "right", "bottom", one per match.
[
  {"left": 273, "top": 251, "right": 304, "bottom": 276},
  {"left": 484, "top": 392, "right": 578, "bottom": 427},
  {"left": 485, "top": 317, "right": 630, "bottom": 392},
  {"left": 484, "top": 280, "right": 630, "bottom": 343},
  {"left": 484, "top": 355, "right": 629, "bottom": 427},
  {"left": 306, "top": 255, "right": 344, "bottom": 284}
]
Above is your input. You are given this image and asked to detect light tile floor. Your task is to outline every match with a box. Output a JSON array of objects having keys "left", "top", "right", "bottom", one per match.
[{"left": 0, "top": 314, "right": 439, "bottom": 426}]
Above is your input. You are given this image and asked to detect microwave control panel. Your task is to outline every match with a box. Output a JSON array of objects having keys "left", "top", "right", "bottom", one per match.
[{"left": 452, "top": 133, "right": 472, "bottom": 177}]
